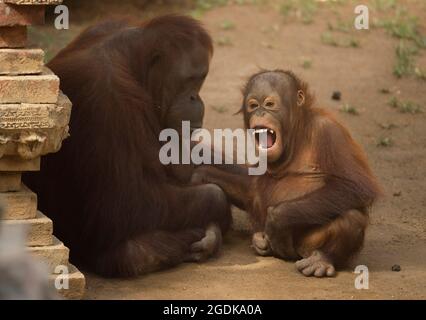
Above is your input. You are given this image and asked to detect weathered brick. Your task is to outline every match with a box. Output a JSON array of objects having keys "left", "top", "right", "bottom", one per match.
[
  {"left": 0, "top": 171, "right": 21, "bottom": 191},
  {"left": 4, "top": 0, "right": 62, "bottom": 5},
  {"left": 3, "top": 210, "right": 53, "bottom": 246},
  {"left": 28, "top": 236, "right": 70, "bottom": 273},
  {"left": 0, "top": 67, "right": 59, "bottom": 103},
  {"left": 49, "top": 263, "right": 86, "bottom": 300},
  {"left": 1, "top": 183, "right": 37, "bottom": 219},
  {"left": 0, "top": 3, "right": 45, "bottom": 26},
  {"left": 0, "top": 26, "right": 26, "bottom": 48},
  {"left": 0, "top": 155, "right": 40, "bottom": 171},
  {"left": 0, "top": 92, "right": 71, "bottom": 159},
  {"left": 0, "top": 48, "right": 44, "bottom": 75}
]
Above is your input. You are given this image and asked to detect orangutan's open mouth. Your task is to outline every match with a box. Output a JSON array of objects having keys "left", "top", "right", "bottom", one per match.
[{"left": 253, "top": 126, "right": 277, "bottom": 149}]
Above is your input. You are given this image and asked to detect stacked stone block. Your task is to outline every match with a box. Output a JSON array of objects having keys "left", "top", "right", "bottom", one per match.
[{"left": 0, "top": 0, "right": 85, "bottom": 299}]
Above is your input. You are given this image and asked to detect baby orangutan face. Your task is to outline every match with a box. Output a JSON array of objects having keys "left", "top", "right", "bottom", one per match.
[{"left": 243, "top": 72, "right": 305, "bottom": 163}]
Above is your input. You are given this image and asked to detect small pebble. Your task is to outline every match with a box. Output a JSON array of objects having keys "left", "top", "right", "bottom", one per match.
[
  {"left": 392, "top": 264, "right": 401, "bottom": 272},
  {"left": 393, "top": 191, "right": 402, "bottom": 197},
  {"left": 332, "top": 91, "right": 341, "bottom": 100}
]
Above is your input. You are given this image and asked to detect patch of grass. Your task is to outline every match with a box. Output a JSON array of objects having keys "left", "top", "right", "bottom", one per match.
[
  {"left": 378, "top": 122, "right": 398, "bottom": 130},
  {"left": 378, "top": 7, "right": 425, "bottom": 47},
  {"left": 321, "top": 32, "right": 360, "bottom": 48},
  {"left": 388, "top": 97, "right": 423, "bottom": 114},
  {"left": 327, "top": 19, "right": 352, "bottom": 33},
  {"left": 301, "top": 58, "right": 312, "bottom": 69},
  {"left": 216, "top": 36, "right": 233, "bottom": 46},
  {"left": 340, "top": 104, "right": 359, "bottom": 115},
  {"left": 371, "top": 0, "right": 396, "bottom": 11},
  {"left": 191, "top": 0, "right": 229, "bottom": 17},
  {"left": 280, "top": 0, "right": 318, "bottom": 24},
  {"left": 321, "top": 32, "right": 339, "bottom": 46},
  {"left": 347, "top": 38, "right": 360, "bottom": 48},
  {"left": 212, "top": 105, "right": 228, "bottom": 113},
  {"left": 414, "top": 67, "right": 426, "bottom": 81},
  {"left": 377, "top": 137, "right": 393, "bottom": 147},
  {"left": 220, "top": 19, "right": 236, "bottom": 30},
  {"left": 393, "top": 41, "right": 418, "bottom": 78}
]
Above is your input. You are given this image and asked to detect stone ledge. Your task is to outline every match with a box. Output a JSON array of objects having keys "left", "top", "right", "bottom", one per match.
[
  {"left": 1, "top": 183, "right": 37, "bottom": 219},
  {"left": 3, "top": 210, "right": 53, "bottom": 246},
  {"left": 28, "top": 236, "right": 70, "bottom": 273},
  {"left": 0, "top": 3, "right": 45, "bottom": 26},
  {"left": 0, "top": 67, "right": 59, "bottom": 103},
  {"left": 0, "top": 48, "right": 44, "bottom": 75},
  {"left": 49, "top": 263, "right": 86, "bottom": 300},
  {"left": 0, "top": 26, "right": 26, "bottom": 48}
]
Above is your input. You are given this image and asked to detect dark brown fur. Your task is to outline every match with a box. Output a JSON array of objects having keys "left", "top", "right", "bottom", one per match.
[{"left": 24, "top": 16, "right": 231, "bottom": 278}]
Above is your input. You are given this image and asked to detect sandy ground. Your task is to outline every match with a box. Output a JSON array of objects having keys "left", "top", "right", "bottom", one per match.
[{"left": 36, "top": 2, "right": 426, "bottom": 299}]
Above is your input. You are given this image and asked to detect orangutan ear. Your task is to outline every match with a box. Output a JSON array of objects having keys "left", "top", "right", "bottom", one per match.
[{"left": 297, "top": 90, "right": 305, "bottom": 107}]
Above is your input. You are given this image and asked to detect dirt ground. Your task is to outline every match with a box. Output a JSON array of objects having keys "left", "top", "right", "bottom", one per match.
[{"left": 35, "top": 1, "right": 426, "bottom": 299}]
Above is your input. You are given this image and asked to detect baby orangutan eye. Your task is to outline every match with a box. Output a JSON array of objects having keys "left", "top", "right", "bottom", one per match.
[
  {"left": 247, "top": 99, "right": 259, "bottom": 111},
  {"left": 264, "top": 97, "right": 275, "bottom": 108}
]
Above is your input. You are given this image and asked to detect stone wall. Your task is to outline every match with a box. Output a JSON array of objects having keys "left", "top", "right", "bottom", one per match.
[{"left": 0, "top": 0, "right": 84, "bottom": 299}]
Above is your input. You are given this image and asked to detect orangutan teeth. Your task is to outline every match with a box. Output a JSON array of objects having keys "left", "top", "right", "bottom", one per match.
[
  {"left": 254, "top": 128, "right": 268, "bottom": 134},
  {"left": 252, "top": 128, "right": 275, "bottom": 136}
]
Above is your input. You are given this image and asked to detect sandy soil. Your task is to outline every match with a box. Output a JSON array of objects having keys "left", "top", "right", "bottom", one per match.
[{"left": 37, "top": 1, "right": 426, "bottom": 299}]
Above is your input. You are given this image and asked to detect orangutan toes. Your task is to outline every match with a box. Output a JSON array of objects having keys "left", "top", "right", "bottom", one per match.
[
  {"left": 295, "top": 250, "right": 336, "bottom": 277},
  {"left": 252, "top": 232, "right": 272, "bottom": 256},
  {"left": 185, "top": 223, "right": 222, "bottom": 262}
]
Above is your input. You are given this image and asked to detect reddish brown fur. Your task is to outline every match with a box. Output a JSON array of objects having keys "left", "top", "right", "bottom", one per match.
[{"left": 193, "top": 70, "right": 381, "bottom": 273}]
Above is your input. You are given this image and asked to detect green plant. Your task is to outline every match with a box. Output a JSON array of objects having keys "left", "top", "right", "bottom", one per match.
[
  {"left": 220, "top": 19, "right": 236, "bottom": 30},
  {"left": 321, "top": 32, "right": 338, "bottom": 46},
  {"left": 371, "top": 0, "right": 396, "bottom": 11},
  {"left": 212, "top": 105, "right": 228, "bottom": 113},
  {"left": 191, "top": 0, "right": 229, "bottom": 17},
  {"left": 378, "top": 122, "right": 398, "bottom": 130},
  {"left": 388, "top": 97, "right": 423, "bottom": 114},
  {"left": 280, "top": 0, "right": 318, "bottom": 24},
  {"left": 377, "top": 137, "right": 393, "bottom": 147},
  {"left": 301, "top": 59, "right": 312, "bottom": 69},
  {"left": 393, "top": 41, "right": 418, "bottom": 78},
  {"left": 321, "top": 32, "right": 360, "bottom": 48},
  {"left": 216, "top": 36, "right": 233, "bottom": 46},
  {"left": 340, "top": 104, "right": 359, "bottom": 115},
  {"left": 379, "top": 7, "right": 425, "bottom": 47}
]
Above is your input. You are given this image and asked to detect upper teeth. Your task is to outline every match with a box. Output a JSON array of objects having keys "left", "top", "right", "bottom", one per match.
[{"left": 253, "top": 128, "right": 275, "bottom": 135}]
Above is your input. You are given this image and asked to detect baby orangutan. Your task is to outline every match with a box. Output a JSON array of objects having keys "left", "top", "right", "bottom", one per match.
[{"left": 191, "top": 70, "right": 380, "bottom": 277}]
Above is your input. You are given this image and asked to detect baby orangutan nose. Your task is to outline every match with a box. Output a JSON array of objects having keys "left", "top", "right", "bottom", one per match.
[{"left": 252, "top": 232, "right": 272, "bottom": 256}]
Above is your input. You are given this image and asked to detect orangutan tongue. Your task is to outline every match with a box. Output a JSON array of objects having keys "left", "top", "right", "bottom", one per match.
[{"left": 267, "top": 132, "right": 274, "bottom": 148}]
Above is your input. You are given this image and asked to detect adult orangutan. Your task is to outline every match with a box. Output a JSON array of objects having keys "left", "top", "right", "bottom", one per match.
[
  {"left": 191, "top": 70, "right": 381, "bottom": 277},
  {"left": 24, "top": 16, "right": 231, "bottom": 277}
]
